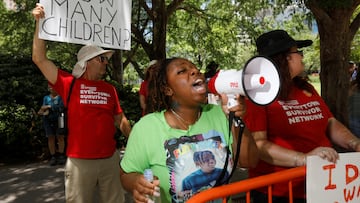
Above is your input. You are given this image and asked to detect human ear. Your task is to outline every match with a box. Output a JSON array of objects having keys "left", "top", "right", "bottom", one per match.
[{"left": 164, "top": 86, "right": 173, "bottom": 96}]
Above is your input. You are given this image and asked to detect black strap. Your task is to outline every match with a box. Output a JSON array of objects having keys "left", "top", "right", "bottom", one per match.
[
  {"left": 66, "top": 77, "right": 76, "bottom": 107},
  {"left": 226, "top": 113, "right": 244, "bottom": 182},
  {"left": 214, "top": 111, "right": 245, "bottom": 186}
]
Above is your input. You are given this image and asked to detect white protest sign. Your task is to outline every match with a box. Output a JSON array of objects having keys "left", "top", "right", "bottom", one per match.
[
  {"left": 39, "top": 0, "right": 132, "bottom": 50},
  {"left": 307, "top": 152, "right": 360, "bottom": 203}
]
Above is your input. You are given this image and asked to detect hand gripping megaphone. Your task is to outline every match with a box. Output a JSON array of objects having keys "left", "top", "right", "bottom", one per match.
[{"left": 207, "top": 56, "right": 280, "bottom": 108}]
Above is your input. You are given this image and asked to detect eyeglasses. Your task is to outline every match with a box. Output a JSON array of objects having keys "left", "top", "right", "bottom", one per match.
[
  {"left": 98, "top": 55, "right": 109, "bottom": 63},
  {"left": 288, "top": 50, "right": 303, "bottom": 57}
]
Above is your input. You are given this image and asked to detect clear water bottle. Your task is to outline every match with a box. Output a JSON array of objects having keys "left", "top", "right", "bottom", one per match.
[
  {"left": 58, "top": 113, "right": 65, "bottom": 129},
  {"left": 144, "top": 169, "right": 156, "bottom": 202},
  {"left": 144, "top": 169, "right": 154, "bottom": 182}
]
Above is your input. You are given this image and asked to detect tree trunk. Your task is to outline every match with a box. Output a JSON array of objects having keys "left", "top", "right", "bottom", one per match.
[
  {"left": 152, "top": 0, "right": 167, "bottom": 59},
  {"left": 112, "top": 50, "right": 124, "bottom": 85},
  {"left": 307, "top": 1, "right": 360, "bottom": 125},
  {"left": 318, "top": 23, "right": 350, "bottom": 124}
]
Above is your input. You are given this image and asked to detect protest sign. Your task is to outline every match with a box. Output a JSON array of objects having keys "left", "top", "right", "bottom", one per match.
[
  {"left": 307, "top": 152, "right": 360, "bottom": 203},
  {"left": 38, "top": 0, "right": 131, "bottom": 50}
]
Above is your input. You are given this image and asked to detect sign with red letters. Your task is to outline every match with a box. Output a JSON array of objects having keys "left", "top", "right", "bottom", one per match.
[{"left": 307, "top": 152, "right": 360, "bottom": 203}]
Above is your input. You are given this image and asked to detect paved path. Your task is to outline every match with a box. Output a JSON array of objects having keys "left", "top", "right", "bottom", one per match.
[
  {"left": 0, "top": 161, "right": 248, "bottom": 203},
  {"left": 0, "top": 161, "right": 65, "bottom": 203}
]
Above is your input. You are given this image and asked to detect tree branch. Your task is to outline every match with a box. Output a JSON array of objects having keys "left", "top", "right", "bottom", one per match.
[
  {"left": 167, "top": 0, "right": 185, "bottom": 16},
  {"left": 349, "top": 0, "right": 360, "bottom": 38},
  {"left": 306, "top": 0, "right": 332, "bottom": 31}
]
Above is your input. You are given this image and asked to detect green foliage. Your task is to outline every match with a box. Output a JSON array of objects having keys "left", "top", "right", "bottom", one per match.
[
  {"left": 110, "top": 83, "right": 142, "bottom": 148},
  {"left": 0, "top": 103, "right": 45, "bottom": 160},
  {"left": 109, "top": 81, "right": 142, "bottom": 125},
  {"left": 0, "top": 0, "right": 36, "bottom": 56},
  {"left": 166, "top": 0, "right": 317, "bottom": 72},
  {"left": 167, "top": 0, "right": 244, "bottom": 69},
  {"left": 0, "top": 55, "right": 47, "bottom": 161}
]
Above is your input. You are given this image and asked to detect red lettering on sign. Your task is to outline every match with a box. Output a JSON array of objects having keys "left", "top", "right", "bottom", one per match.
[
  {"left": 346, "top": 164, "right": 359, "bottom": 185},
  {"left": 343, "top": 184, "right": 360, "bottom": 202},
  {"left": 323, "top": 164, "right": 337, "bottom": 190}
]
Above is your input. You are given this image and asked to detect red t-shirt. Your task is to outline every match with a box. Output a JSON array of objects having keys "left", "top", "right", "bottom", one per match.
[
  {"left": 52, "top": 70, "right": 123, "bottom": 159},
  {"left": 244, "top": 85, "right": 333, "bottom": 198},
  {"left": 139, "top": 80, "right": 148, "bottom": 115},
  {"left": 139, "top": 80, "right": 148, "bottom": 98}
]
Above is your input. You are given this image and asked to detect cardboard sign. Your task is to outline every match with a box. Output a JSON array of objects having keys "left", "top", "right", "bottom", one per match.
[
  {"left": 39, "top": 0, "right": 132, "bottom": 50},
  {"left": 307, "top": 152, "right": 360, "bottom": 203}
]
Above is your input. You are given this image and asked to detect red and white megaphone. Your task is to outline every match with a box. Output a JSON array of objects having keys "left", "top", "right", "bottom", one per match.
[{"left": 207, "top": 56, "right": 280, "bottom": 108}]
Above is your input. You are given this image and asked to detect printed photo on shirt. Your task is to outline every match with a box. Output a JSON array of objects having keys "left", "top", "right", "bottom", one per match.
[{"left": 164, "top": 130, "right": 232, "bottom": 202}]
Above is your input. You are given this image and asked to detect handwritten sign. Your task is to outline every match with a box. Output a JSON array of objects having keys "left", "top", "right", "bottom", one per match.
[
  {"left": 307, "top": 152, "right": 360, "bottom": 203},
  {"left": 39, "top": 0, "right": 132, "bottom": 50}
]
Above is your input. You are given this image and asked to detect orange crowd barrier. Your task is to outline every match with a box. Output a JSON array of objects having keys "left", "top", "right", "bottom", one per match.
[{"left": 187, "top": 166, "right": 306, "bottom": 203}]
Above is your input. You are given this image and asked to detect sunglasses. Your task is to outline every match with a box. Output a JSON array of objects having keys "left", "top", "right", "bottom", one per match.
[
  {"left": 288, "top": 50, "right": 303, "bottom": 57},
  {"left": 98, "top": 55, "right": 109, "bottom": 63}
]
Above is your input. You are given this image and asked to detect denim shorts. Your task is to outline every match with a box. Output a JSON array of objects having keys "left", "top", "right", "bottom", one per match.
[{"left": 43, "top": 119, "right": 60, "bottom": 137}]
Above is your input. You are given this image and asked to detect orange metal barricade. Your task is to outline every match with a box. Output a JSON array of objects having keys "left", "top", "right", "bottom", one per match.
[{"left": 187, "top": 166, "right": 306, "bottom": 203}]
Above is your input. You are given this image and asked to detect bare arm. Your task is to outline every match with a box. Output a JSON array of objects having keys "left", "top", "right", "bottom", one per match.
[
  {"left": 37, "top": 105, "right": 51, "bottom": 115},
  {"left": 114, "top": 114, "right": 131, "bottom": 138},
  {"left": 254, "top": 130, "right": 340, "bottom": 167},
  {"left": 328, "top": 117, "right": 360, "bottom": 151},
  {"left": 32, "top": 3, "right": 58, "bottom": 85},
  {"left": 253, "top": 131, "right": 306, "bottom": 167}
]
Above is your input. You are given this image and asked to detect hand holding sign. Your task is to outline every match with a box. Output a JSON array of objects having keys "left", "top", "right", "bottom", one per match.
[
  {"left": 307, "top": 152, "right": 360, "bottom": 203},
  {"left": 306, "top": 146, "right": 339, "bottom": 163},
  {"left": 38, "top": 0, "right": 132, "bottom": 50},
  {"left": 33, "top": 3, "right": 45, "bottom": 20}
]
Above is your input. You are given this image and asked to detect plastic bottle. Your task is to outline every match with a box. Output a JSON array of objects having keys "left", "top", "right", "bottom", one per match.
[
  {"left": 58, "top": 112, "right": 65, "bottom": 128},
  {"left": 144, "top": 169, "right": 154, "bottom": 182},
  {"left": 144, "top": 169, "right": 155, "bottom": 202}
]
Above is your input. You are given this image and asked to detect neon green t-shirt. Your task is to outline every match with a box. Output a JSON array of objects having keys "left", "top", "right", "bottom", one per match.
[{"left": 121, "top": 104, "right": 233, "bottom": 203}]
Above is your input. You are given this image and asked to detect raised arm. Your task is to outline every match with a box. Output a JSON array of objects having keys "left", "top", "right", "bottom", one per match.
[{"left": 32, "top": 3, "right": 58, "bottom": 85}]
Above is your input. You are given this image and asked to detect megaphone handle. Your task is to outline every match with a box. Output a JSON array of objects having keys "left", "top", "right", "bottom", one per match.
[{"left": 227, "top": 94, "right": 238, "bottom": 109}]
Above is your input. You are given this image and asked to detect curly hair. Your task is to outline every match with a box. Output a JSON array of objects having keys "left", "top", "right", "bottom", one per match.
[
  {"left": 145, "top": 57, "right": 180, "bottom": 114},
  {"left": 193, "top": 150, "right": 215, "bottom": 167}
]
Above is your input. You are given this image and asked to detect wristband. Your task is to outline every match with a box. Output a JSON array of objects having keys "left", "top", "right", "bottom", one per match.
[{"left": 294, "top": 152, "right": 306, "bottom": 167}]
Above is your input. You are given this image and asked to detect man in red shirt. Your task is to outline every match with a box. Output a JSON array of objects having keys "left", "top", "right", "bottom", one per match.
[{"left": 32, "top": 4, "right": 131, "bottom": 203}]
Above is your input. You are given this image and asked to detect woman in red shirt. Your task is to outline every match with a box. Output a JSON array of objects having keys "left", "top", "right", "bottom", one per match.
[{"left": 244, "top": 30, "right": 360, "bottom": 203}]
